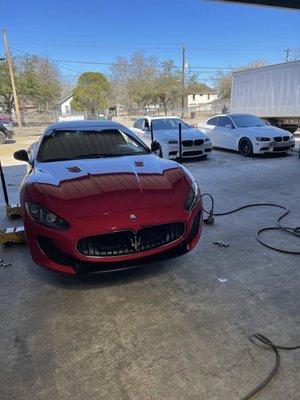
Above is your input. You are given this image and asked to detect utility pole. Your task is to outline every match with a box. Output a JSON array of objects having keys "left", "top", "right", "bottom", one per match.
[
  {"left": 2, "top": 29, "right": 22, "bottom": 130},
  {"left": 284, "top": 48, "right": 291, "bottom": 62},
  {"left": 181, "top": 44, "right": 186, "bottom": 118}
]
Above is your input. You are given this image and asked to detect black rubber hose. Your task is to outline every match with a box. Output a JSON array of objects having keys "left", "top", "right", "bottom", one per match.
[
  {"left": 201, "top": 195, "right": 300, "bottom": 254},
  {"left": 241, "top": 334, "right": 299, "bottom": 399}
]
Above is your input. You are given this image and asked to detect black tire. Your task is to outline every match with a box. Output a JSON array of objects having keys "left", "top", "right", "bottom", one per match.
[
  {"left": 238, "top": 137, "right": 253, "bottom": 157},
  {"left": 0, "top": 131, "right": 6, "bottom": 144}
]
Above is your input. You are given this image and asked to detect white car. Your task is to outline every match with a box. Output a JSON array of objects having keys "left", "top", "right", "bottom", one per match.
[
  {"left": 198, "top": 114, "right": 296, "bottom": 156},
  {"left": 132, "top": 116, "right": 212, "bottom": 160}
]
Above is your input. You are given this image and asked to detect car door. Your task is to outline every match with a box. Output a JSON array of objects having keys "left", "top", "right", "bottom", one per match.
[
  {"left": 201, "top": 117, "right": 219, "bottom": 145},
  {"left": 141, "top": 118, "right": 152, "bottom": 146},
  {"left": 133, "top": 118, "right": 144, "bottom": 136},
  {"left": 215, "top": 116, "right": 236, "bottom": 149}
]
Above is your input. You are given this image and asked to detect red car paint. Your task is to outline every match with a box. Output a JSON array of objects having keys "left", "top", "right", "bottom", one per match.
[{"left": 17, "top": 121, "right": 203, "bottom": 274}]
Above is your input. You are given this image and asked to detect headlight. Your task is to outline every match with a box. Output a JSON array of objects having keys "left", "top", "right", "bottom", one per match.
[
  {"left": 184, "top": 181, "right": 198, "bottom": 212},
  {"left": 255, "top": 137, "right": 271, "bottom": 141},
  {"left": 25, "top": 202, "right": 70, "bottom": 230}
]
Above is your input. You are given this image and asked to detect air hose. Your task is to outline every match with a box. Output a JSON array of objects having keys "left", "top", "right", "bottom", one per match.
[
  {"left": 200, "top": 194, "right": 300, "bottom": 398},
  {"left": 241, "top": 334, "right": 300, "bottom": 400},
  {"left": 201, "top": 194, "right": 300, "bottom": 254}
]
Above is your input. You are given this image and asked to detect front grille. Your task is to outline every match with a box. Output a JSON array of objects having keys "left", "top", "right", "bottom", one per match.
[
  {"left": 182, "top": 150, "right": 203, "bottom": 157},
  {"left": 283, "top": 136, "right": 290, "bottom": 141},
  {"left": 274, "top": 137, "right": 283, "bottom": 142},
  {"left": 194, "top": 139, "right": 204, "bottom": 146},
  {"left": 273, "top": 146, "right": 290, "bottom": 152},
  {"left": 77, "top": 222, "right": 185, "bottom": 257},
  {"left": 182, "top": 140, "right": 193, "bottom": 147}
]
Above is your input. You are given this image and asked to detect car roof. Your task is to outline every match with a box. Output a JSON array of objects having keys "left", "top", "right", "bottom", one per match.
[
  {"left": 208, "top": 114, "right": 256, "bottom": 118},
  {"left": 143, "top": 116, "right": 180, "bottom": 120},
  {"left": 46, "top": 119, "right": 122, "bottom": 131}
]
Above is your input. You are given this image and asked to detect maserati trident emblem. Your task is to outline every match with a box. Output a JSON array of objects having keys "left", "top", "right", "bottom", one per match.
[
  {"left": 130, "top": 214, "right": 137, "bottom": 221},
  {"left": 130, "top": 235, "right": 141, "bottom": 251}
]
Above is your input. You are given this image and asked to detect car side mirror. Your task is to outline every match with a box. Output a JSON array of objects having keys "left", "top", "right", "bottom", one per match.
[
  {"left": 225, "top": 124, "right": 234, "bottom": 129},
  {"left": 142, "top": 126, "right": 150, "bottom": 131},
  {"left": 14, "top": 149, "right": 29, "bottom": 163},
  {"left": 151, "top": 141, "right": 161, "bottom": 154}
]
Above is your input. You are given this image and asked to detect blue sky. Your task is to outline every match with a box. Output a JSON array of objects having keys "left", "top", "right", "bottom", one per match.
[{"left": 2, "top": 0, "right": 300, "bottom": 85}]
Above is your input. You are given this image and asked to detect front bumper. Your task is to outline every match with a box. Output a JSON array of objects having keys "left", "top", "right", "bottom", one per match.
[
  {"left": 24, "top": 203, "right": 203, "bottom": 275},
  {"left": 167, "top": 141, "right": 212, "bottom": 159},
  {"left": 254, "top": 139, "right": 295, "bottom": 153},
  {"left": 6, "top": 131, "right": 14, "bottom": 139}
]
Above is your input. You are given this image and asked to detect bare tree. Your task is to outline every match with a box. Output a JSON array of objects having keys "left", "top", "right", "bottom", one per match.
[{"left": 214, "top": 59, "right": 269, "bottom": 101}]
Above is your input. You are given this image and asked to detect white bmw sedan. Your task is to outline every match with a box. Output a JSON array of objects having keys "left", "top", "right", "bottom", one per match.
[
  {"left": 132, "top": 116, "right": 212, "bottom": 160},
  {"left": 198, "top": 114, "right": 295, "bottom": 156}
]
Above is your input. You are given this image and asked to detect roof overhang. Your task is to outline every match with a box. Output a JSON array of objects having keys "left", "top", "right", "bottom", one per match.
[{"left": 210, "top": 1, "right": 300, "bottom": 9}]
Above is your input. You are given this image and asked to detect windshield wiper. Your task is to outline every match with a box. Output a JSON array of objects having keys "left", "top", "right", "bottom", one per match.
[
  {"left": 42, "top": 154, "right": 106, "bottom": 162},
  {"left": 42, "top": 152, "right": 146, "bottom": 162}
]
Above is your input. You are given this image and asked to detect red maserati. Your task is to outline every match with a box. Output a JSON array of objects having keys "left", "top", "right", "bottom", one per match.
[{"left": 14, "top": 120, "right": 203, "bottom": 274}]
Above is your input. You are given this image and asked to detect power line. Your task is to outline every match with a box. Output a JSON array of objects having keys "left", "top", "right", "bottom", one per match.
[{"left": 10, "top": 47, "right": 233, "bottom": 71}]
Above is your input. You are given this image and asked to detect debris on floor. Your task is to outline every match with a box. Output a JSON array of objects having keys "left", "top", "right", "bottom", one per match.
[{"left": 213, "top": 241, "right": 230, "bottom": 247}]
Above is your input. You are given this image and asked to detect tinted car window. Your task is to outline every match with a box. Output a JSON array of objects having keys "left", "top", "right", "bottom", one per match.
[
  {"left": 231, "top": 115, "right": 266, "bottom": 128},
  {"left": 37, "top": 129, "right": 149, "bottom": 162},
  {"left": 133, "top": 119, "right": 144, "bottom": 129},
  {"left": 217, "top": 116, "right": 233, "bottom": 128},
  {"left": 206, "top": 117, "right": 218, "bottom": 126},
  {"left": 151, "top": 118, "right": 190, "bottom": 130}
]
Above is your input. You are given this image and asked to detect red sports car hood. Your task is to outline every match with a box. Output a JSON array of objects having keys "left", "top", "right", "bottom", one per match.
[{"left": 30, "top": 155, "right": 189, "bottom": 218}]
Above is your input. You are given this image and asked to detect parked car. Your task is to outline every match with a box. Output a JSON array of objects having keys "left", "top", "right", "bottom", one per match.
[
  {"left": 0, "top": 115, "right": 14, "bottom": 135},
  {"left": 198, "top": 114, "right": 295, "bottom": 156},
  {"left": 132, "top": 116, "right": 212, "bottom": 160},
  {"left": 0, "top": 122, "right": 14, "bottom": 144},
  {"left": 14, "top": 120, "right": 203, "bottom": 275}
]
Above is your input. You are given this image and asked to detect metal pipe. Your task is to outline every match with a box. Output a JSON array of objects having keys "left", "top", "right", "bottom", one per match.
[
  {"left": 179, "top": 123, "right": 182, "bottom": 163},
  {"left": 0, "top": 161, "right": 9, "bottom": 205},
  {"left": 150, "top": 121, "right": 154, "bottom": 142}
]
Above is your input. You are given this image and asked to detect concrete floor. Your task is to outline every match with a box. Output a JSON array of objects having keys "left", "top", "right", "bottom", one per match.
[{"left": 0, "top": 148, "right": 299, "bottom": 400}]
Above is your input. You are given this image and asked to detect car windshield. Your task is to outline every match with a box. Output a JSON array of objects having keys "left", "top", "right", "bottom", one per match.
[
  {"left": 231, "top": 115, "right": 266, "bottom": 128},
  {"left": 151, "top": 118, "right": 190, "bottom": 130},
  {"left": 37, "top": 129, "right": 149, "bottom": 162}
]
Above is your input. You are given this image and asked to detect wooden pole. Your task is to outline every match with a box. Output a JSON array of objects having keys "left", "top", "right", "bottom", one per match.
[{"left": 2, "top": 29, "right": 22, "bottom": 130}]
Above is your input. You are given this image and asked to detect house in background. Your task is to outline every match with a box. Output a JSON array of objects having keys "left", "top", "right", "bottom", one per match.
[
  {"left": 57, "top": 94, "right": 86, "bottom": 121},
  {"left": 59, "top": 94, "right": 73, "bottom": 116},
  {"left": 187, "top": 86, "right": 218, "bottom": 109}
]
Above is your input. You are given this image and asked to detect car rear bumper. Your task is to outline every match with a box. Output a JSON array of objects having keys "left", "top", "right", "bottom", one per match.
[{"left": 24, "top": 203, "right": 203, "bottom": 275}]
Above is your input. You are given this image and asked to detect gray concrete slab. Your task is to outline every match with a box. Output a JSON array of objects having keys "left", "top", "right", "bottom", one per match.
[{"left": 0, "top": 149, "right": 299, "bottom": 400}]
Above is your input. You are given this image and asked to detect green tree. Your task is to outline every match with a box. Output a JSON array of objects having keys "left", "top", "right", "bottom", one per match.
[
  {"left": 18, "top": 55, "right": 61, "bottom": 111},
  {"left": 71, "top": 72, "right": 110, "bottom": 117},
  {"left": 0, "top": 61, "right": 15, "bottom": 115}
]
